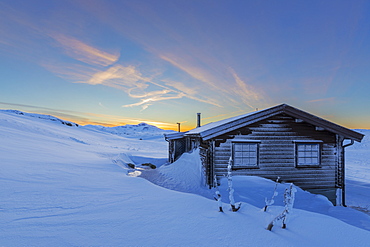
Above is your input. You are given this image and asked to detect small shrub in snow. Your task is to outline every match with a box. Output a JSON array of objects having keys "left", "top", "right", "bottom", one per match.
[
  {"left": 142, "top": 163, "right": 156, "bottom": 169},
  {"left": 267, "top": 183, "right": 297, "bottom": 231},
  {"left": 213, "top": 175, "right": 223, "bottom": 212},
  {"left": 127, "top": 163, "right": 135, "bottom": 169},
  {"left": 263, "top": 176, "right": 280, "bottom": 212},
  {"left": 227, "top": 157, "right": 241, "bottom": 212}
]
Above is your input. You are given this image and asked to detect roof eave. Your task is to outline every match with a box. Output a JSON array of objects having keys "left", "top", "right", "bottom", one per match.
[
  {"left": 195, "top": 103, "right": 364, "bottom": 142},
  {"left": 164, "top": 131, "right": 188, "bottom": 141},
  {"left": 283, "top": 105, "right": 364, "bottom": 142},
  {"left": 200, "top": 104, "right": 286, "bottom": 140}
]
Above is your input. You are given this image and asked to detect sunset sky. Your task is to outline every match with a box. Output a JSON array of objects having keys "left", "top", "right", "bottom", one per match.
[{"left": 1, "top": 0, "right": 369, "bottom": 130}]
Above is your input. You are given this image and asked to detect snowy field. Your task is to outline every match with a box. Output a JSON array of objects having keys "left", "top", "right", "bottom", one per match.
[{"left": 1, "top": 110, "right": 370, "bottom": 246}]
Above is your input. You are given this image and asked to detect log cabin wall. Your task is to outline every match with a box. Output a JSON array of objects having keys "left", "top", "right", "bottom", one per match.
[{"left": 213, "top": 113, "right": 339, "bottom": 204}]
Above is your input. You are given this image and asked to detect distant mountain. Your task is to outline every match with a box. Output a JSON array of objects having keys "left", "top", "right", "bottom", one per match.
[
  {"left": 0, "top": 109, "right": 175, "bottom": 139},
  {"left": 84, "top": 122, "right": 175, "bottom": 140},
  {"left": 0, "top": 109, "right": 78, "bottom": 127}
]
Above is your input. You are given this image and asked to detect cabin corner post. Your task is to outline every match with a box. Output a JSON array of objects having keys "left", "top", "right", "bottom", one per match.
[
  {"left": 207, "top": 140, "right": 215, "bottom": 188},
  {"left": 199, "top": 145, "right": 208, "bottom": 187},
  {"left": 168, "top": 140, "right": 174, "bottom": 163}
]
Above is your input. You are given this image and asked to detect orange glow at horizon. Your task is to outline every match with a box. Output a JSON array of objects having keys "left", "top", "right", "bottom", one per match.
[{"left": 54, "top": 114, "right": 195, "bottom": 131}]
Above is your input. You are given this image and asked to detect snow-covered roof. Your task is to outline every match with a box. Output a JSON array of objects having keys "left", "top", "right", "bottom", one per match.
[
  {"left": 179, "top": 104, "right": 364, "bottom": 142},
  {"left": 164, "top": 131, "right": 188, "bottom": 140},
  {"left": 186, "top": 110, "right": 259, "bottom": 135}
]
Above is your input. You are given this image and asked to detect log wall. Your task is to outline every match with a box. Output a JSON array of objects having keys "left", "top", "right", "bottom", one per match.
[{"left": 213, "top": 114, "right": 339, "bottom": 204}]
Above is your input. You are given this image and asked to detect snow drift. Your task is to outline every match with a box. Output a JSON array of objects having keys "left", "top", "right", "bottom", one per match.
[{"left": 1, "top": 109, "right": 370, "bottom": 246}]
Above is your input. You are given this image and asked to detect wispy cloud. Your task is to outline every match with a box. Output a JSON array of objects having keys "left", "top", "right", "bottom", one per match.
[
  {"left": 159, "top": 55, "right": 220, "bottom": 91},
  {"left": 43, "top": 58, "right": 221, "bottom": 110},
  {"left": 163, "top": 79, "right": 221, "bottom": 107},
  {"left": 46, "top": 62, "right": 184, "bottom": 110},
  {"left": 160, "top": 53, "right": 266, "bottom": 109},
  {"left": 51, "top": 34, "right": 119, "bottom": 67},
  {"left": 163, "top": 80, "right": 197, "bottom": 95},
  {"left": 68, "top": 1, "right": 271, "bottom": 112},
  {"left": 42, "top": 62, "right": 99, "bottom": 82},
  {"left": 308, "top": 97, "right": 336, "bottom": 103},
  {"left": 128, "top": 89, "right": 171, "bottom": 99},
  {"left": 68, "top": 62, "right": 222, "bottom": 109},
  {"left": 122, "top": 92, "right": 185, "bottom": 109},
  {"left": 85, "top": 65, "right": 146, "bottom": 86},
  {"left": 228, "top": 68, "right": 264, "bottom": 109},
  {"left": 0, "top": 1, "right": 268, "bottom": 114},
  {"left": 81, "top": 64, "right": 186, "bottom": 109},
  {"left": 159, "top": 55, "right": 240, "bottom": 107}
]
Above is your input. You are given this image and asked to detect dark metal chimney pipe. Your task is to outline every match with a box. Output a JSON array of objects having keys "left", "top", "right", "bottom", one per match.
[{"left": 197, "top": 113, "right": 201, "bottom": 127}]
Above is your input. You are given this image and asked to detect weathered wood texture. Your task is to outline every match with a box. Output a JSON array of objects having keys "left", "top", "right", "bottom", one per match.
[
  {"left": 169, "top": 137, "right": 202, "bottom": 163},
  {"left": 213, "top": 114, "right": 339, "bottom": 202}
]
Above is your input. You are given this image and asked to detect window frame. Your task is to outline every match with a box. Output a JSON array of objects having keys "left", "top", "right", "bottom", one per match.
[
  {"left": 231, "top": 140, "right": 260, "bottom": 169},
  {"left": 294, "top": 141, "right": 322, "bottom": 168}
]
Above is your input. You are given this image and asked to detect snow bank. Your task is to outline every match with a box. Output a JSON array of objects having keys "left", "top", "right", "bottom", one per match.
[
  {"left": 217, "top": 175, "right": 370, "bottom": 231},
  {"left": 345, "top": 129, "right": 370, "bottom": 215},
  {"left": 139, "top": 149, "right": 212, "bottom": 198},
  {"left": 1, "top": 110, "right": 370, "bottom": 246}
]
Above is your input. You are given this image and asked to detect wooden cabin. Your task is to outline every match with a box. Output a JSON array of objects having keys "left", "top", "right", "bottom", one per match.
[{"left": 164, "top": 104, "right": 364, "bottom": 206}]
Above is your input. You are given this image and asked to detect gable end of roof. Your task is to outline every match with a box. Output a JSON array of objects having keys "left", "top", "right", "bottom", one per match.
[{"left": 187, "top": 104, "right": 364, "bottom": 142}]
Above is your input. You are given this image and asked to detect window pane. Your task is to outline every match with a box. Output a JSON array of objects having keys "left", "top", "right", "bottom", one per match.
[
  {"left": 249, "top": 152, "right": 257, "bottom": 158},
  {"left": 250, "top": 157, "right": 257, "bottom": 165},
  {"left": 234, "top": 151, "right": 243, "bottom": 158},
  {"left": 298, "top": 145, "right": 305, "bottom": 151},
  {"left": 233, "top": 143, "right": 258, "bottom": 167},
  {"left": 235, "top": 144, "right": 243, "bottom": 151},
  {"left": 312, "top": 157, "right": 318, "bottom": 164},
  {"left": 234, "top": 157, "right": 242, "bottom": 165},
  {"left": 297, "top": 143, "right": 320, "bottom": 166},
  {"left": 298, "top": 151, "right": 306, "bottom": 158}
]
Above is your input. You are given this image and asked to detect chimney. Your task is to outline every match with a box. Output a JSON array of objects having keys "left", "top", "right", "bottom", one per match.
[{"left": 197, "top": 113, "right": 201, "bottom": 128}]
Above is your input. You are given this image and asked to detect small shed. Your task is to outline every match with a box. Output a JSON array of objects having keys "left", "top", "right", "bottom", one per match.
[{"left": 164, "top": 104, "right": 364, "bottom": 206}]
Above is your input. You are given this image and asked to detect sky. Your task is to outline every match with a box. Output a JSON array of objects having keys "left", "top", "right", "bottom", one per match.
[{"left": 0, "top": 0, "right": 369, "bottom": 130}]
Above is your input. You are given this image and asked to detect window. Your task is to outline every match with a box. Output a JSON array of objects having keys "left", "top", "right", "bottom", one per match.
[
  {"left": 232, "top": 141, "right": 259, "bottom": 168},
  {"left": 295, "top": 143, "right": 321, "bottom": 167}
]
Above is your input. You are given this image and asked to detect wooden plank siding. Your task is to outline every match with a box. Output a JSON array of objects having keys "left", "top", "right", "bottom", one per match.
[
  {"left": 212, "top": 114, "right": 339, "bottom": 203},
  {"left": 166, "top": 104, "right": 364, "bottom": 205}
]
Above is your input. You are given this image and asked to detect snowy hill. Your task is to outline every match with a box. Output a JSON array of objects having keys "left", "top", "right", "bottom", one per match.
[
  {"left": 1, "top": 110, "right": 370, "bottom": 246},
  {"left": 0, "top": 109, "right": 174, "bottom": 140},
  {"left": 1, "top": 109, "right": 79, "bottom": 126},
  {"left": 84, "top": 122, "right": 175, "bottom": 140}
]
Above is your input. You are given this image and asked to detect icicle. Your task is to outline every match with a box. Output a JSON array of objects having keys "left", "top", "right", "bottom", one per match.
[{"left": 227, "top": 156, "right": 240, "bottom": 212}]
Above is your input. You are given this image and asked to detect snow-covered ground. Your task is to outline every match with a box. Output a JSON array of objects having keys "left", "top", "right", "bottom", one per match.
[
  {"left": 346, "top": 129, "right": 370, "bottom": 215},
  {"left": 1, "top": 110, "right": 370, "bottom": 246}
]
